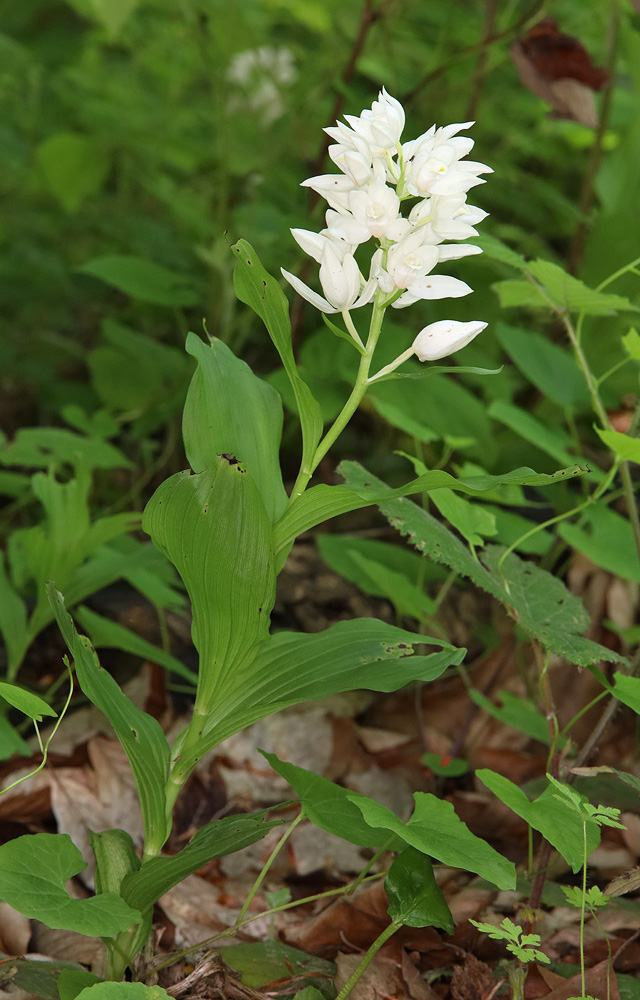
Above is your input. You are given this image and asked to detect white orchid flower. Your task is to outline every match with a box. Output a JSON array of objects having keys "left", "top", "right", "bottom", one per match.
[
  {"left": 281, "top": 244, "right": 375, "bottom": 315},
  {"left": 412, "top": 319, "right": 487, "bottom": 360}
]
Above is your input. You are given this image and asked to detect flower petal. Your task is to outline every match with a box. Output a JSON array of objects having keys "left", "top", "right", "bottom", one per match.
[{"left": 412, "top": 320, "right": 487, "bottom": 361}]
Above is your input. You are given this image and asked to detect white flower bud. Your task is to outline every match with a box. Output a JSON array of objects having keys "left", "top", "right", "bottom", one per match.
[{"left": 412, "top": 320, "right": 487, "bottom": 361}]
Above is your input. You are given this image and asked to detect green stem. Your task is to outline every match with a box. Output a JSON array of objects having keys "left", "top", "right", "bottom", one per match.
[
  {"left": 287, "top": 296, "right": 387, "bottom": 503},
  {"left": 234, "top": 813, "right": 303, "bottom": 927},
  {"left": 334, "top": 919, "right": 401, "bottom": 1000},
  {"left": 159, "top": 705, "right": 210, "bottom": 852}
]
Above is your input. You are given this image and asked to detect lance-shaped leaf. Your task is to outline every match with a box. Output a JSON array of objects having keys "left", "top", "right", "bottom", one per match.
[
  {"left": 142, "top": 456, "right": 276, "bottom": 711},
  {"left": 231, "top": 239, "right": 323, "bottom": 479},
  {"left": 339, "top": 462, "right": 626, "bottom": 668},
  {"left": 183, "top": 333, "right": 288, "bottom": 524},
  {"left": 274, "top": 460, "right": 588, "bottom": 556},
  {"left": 198, "top": 619, "right": 464, "bottom": 752},
  {"left": 0, "top": 833, "right": 141, "bottom": 937},
  {"left": 47, "top": 586, "right": 171, "bottom": 854},
  {"left": 121, "top": 810, "right": 283, "bottom": 913}
]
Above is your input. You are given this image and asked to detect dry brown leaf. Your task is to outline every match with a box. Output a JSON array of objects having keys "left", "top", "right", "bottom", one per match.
[
  {"left": 537, "top": 959, "right": 620, "bottom": 1000},
  {"left": 0, "top": 902, "right": 31, "bottom": 955},
  {"left": 450, "top": 952, "right": 494, "bottom": 1000},
  {"left": 29, "top": 922, "right": 106, "bottom": 974}
]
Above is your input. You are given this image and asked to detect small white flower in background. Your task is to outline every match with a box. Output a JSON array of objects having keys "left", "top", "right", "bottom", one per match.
[
  {"left": 282, "top": 89, "right": 490, "bottom": 364},
  {"left": 227, "top": 47, "right": 296, "bottom": 124}
]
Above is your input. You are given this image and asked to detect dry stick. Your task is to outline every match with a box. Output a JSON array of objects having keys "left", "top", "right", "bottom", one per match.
[
  {"left": 566, "top": 1, "right": 619, "bottom": 276},
  {"left": 465, "top": 0, "right": 500, "bottom": 122}
]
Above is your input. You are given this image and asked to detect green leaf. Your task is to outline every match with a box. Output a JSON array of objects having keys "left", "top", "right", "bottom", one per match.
[
  {"left": 473, "top": 235, "right": 528, "bottom": 271},
  {"left": 231, "top": 240, "right": 323, "bottom": 484},
  {"left": 74, "top": 606, "right": 198, "bottom": 685},
  {"left": 595, "top": 426, "right": 640, "bottom": 464},
  {"left": 57, "top": 969, "right": 101, "bottom": 1000},
  {"left": 0, "top": 955, "right": 93, "bottom": 1000},
  {"left": 559, "top": 504, "right": 640, "bottom": 583},
  {"left": 622, "top": 328, "right": 640, "bottom": 360},
  {"left": 47, "top": 587, "right": 172, "bottom": 854},
  {"left": 612, "top": 674, "right": 640, "bottom": 715},
  {"left": 87, "top": 0, "right": 141, "bottom": 39},
  {"left": 0, "top": 715, "right": 31, "bottom": 760},
  {"left": 0, "top": 427, "right": 131, "bottom": 472},
  {"left": 274, "top": 461, "right": 588, "bottom": 555},
  {"left": 385, "top": 847, "right": 454, "bottom": 932},
  {"left": 0, "top": 681, "right": 56, "bottom": 721},
  {"left": 183, "top": 333, "right": 287, "bottom": 523},
  {"left": 36, "top": 133, "right": 110, "bottom": 213},
  {"left": 492, "top": 279, "right": 547, "bottom": 310},
  {"left": 477, "top": 770, "right": 600, "bottom": 873},
  {"left": 0, "top": 833, "right": 141, "bottom": 936},
  {"left": 527, "top": 259, "right": 637, "bottom": 316},
  {"left": 192, "top": 619, "right": 463, "bottom": 754},
  {"left": 338, "top": 462, "right": 623, "bottom": 667},
  {"left": 349, "top": 551, "right": 436, "bottom": 620},
  {"left": 422, "top": 752, "right": 469, "bottom": 777},
  {"left": 121, "top": 811, "right": 283, "bottom": 913},
  {"left": 470, "top": 690, "right": 550, "bottom": 744},
  {"left": 429, "top": 488, "right": 497, "bottom": 547},
  {"left": 215, "top": 942, "right": 335, "bottom": 991},
  {"left": 78, "top": 255, "right": 199, "bottom": 307},
  {"left": 0, "top": 550, "right": 29, "bottom": 676},
  {"left": 350, "top": 792, "right": 515, "bottom": 889},
  {"left": 142, "top": 457, "right": 276, "bottom": 713},
  {"left": 75, "top": 986, "right": 171, "bottom": 1000},
  {"left": 488, "top": 399, "right": 589, "bottom": 471},
  {"left": 262, "top": 751, "right": 397, "bottom": 849},
  {"left": 494, "top": 323, "right": 589, "bottom": 409},
  {"left": 317, "top": 536, "right": 445, "bottom": 598}
]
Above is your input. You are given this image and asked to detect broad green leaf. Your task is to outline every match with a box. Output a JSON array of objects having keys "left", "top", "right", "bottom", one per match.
[
  {"left": 339, "top": 462, "right": 625, "bottom": 667},
  {"left": 216, "top": 942, "right": 335, "bottom": 991},
  {"left": 494, "top": 323, "right": 589, "bottom": 409},
  {"left": 0, "top": 470, "right": 31, "bottom": 498},
  {"left": 76, "top": 986, "right": 171, "bottom": 1000},
  {"left": 559, "top": 505, "right": 640, "bottom": 583},
  {"left": 78, "top": 255, "right": 199, "bottom": 307},
  {"left": 36, "top": 133, "right": 110, "bottom": 213},
  {"left": 622, "top": 328, "right": 640, "bottom": 360},
  {"left": 595, "top": 426, "right": 640, "bottom": 464},
  {"left": 57, "top": 969, "right": 101, "bottom": 1000},
  {"left": 0, "top": 833, "right": 141, "bottom": 936},
  {"left": 47, "top": 587, "right": 172, "bottom": 854},
  {"left": 482, "top": 505, "right": 553, "bottom": 556},
  {"left": 429, "top": 488, "right": 497, "bottom": 547},
  {"left": 0, "top": 550, "right": 29, "bottom": 676},
  {"left": 492, "top": 279, "right": 547, "bottom": 309},
  {"left": 194, "top": 619, "right": 464, "bottom": 754},
  {"left": 0, "top": 428, "right": 131, "bottom": 472},
  {"left": 422, "top": 752, "right": 469, "bottom": 777},
  {"left": 349, "top": 551, "right": 437, "bottom": 620},
  {"left": 472, "top": 234, "right": 528, "bottom": 271},
  {"left": 488, "top": 399, "right": 587, "bottom": 470},
  {"left": 317, "top": 536, "right": 446, "bottom": 596},
  {"left": 385, "top": 847, "right": 454, "bottom": 931},
  {"left": 183, "top": 333, "right": 287, "bottom": 523},
  {"left": 0, "top": 681, "right": 56, "bottom": 721},
  {"left": 350, "top": 792, "right": 515, "bottom": 889},
  {"left": 0, "top": 956, "right": 93, "bottom": 1000},
  {"left": 470, "top": 690, "right": 550, "bottom": 744},
  {"left": 232, "top": 240, "right": 323, "bottom": 483},
  {"left": 369, "top": 374, "right": 495, "bottom": 461},
  {"left": 121, "top": 811, "right": 283, "bottom": 912},
  {"left": 75, "top": 606, "right": 198, "bottom": 685},
  {"left": 0, "top": 715, "right": 31, "bottom": 759},
  {"left": 273, "top": 461, "right": 587, "bottom": 555},
  {"left": 262, "top": 751, "right": 398, "bottom": 849},
  {"left": 477, "top": 770, "right": 600, "bottom": 872},
  {"left": 88, "top": 0, "right": 141, "bottom": 38},
  {"left": 528, "top": 259, "right": 636, "bottom": 316},
  {"left": 612, "top": 675, "right": 640, "bottom": 715},
  {"left": 142, "top": 457, "right": 276, "bottom": 711}
]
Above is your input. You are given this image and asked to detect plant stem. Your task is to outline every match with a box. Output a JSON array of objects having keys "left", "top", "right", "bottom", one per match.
[
  {"left": 579, "top": 819, "right": 588, "bottom": 999},
  {"left": 288, "top": 295, "right": 386, "bottom": 502},
  {"left": 234, "top": 813, "right": 303, "bottom": 927},
  {"left": 334, "top": 919, "right": 401, "bottom": 1000}
]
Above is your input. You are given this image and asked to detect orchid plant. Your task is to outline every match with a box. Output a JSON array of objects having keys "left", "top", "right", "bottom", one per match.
[{"left": 0, "top": 91, "right": 599, "bottom": 995}]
